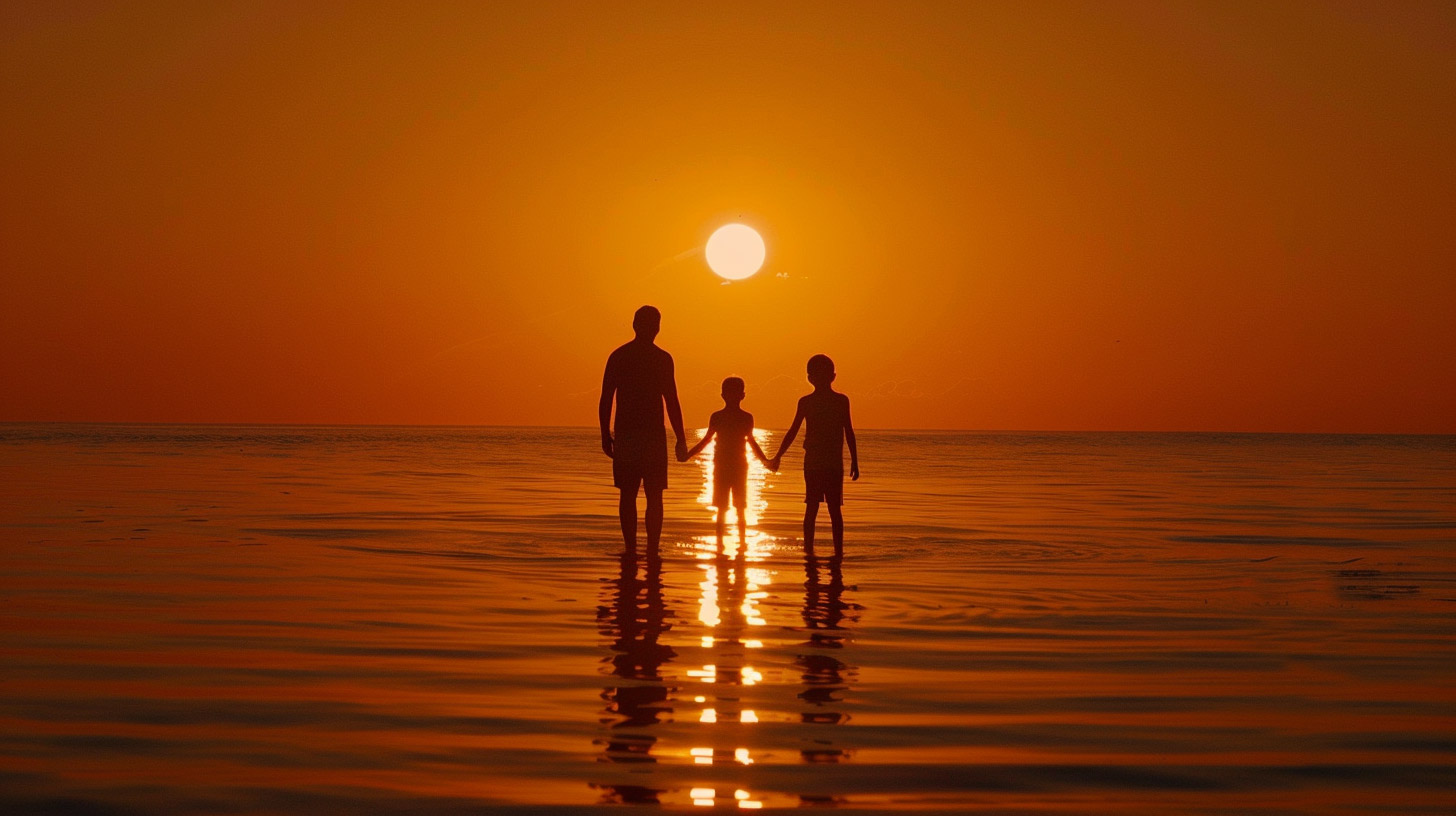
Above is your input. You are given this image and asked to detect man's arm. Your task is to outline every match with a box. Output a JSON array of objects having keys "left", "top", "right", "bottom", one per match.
[
  {"left": 844, "top": 397, "right": 859, "bottom": 480},
  {"left": 684, "top": 424, "right": 714, "bottom": 461},
  {"left": 663, "top": 355, "right": 688, "bottom": 461},
  {"left": 598, "top": 359, "right": 616, "bottom": 458}
]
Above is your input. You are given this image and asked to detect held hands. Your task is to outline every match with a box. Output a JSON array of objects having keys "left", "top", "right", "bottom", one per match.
[
  {"left": 675, "top": 439, "right": 689, "bottom": 463},
  {"left": 767, "top": 455, "right": 781, "bottom": 473}
]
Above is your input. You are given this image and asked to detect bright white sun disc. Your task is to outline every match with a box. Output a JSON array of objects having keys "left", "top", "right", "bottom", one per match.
[{"left": 705, "top": 224, "right": 765, "bottom": 280}]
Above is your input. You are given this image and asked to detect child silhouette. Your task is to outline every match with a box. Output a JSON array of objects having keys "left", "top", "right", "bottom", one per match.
[
  {"left": 681, "top": 377, "right": 771, "bottom": 548},
  {"left": 769, "top": 354, "right": 859, "bottom": 558}
]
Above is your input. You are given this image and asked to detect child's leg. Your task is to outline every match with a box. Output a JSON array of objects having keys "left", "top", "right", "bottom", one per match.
[
  {"left": 803, "top": 500, "right": 819, "bottom": 553},
  {"left": 715, "top": 506, "right": 726, "bottom": 545},
  {"left": 730, "top": 480, "right": 748, "bottom": 555},
  {"left": 828, "top": 503, "right": 844, "bottom": 557}
]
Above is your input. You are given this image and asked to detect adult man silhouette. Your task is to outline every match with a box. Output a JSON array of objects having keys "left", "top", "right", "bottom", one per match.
[{"left": 599, "top": 306, "right": 688, "bottom": 553}]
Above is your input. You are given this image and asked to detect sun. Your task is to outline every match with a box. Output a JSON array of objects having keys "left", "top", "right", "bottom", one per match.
[{"left": 705, "top": 224, "right": 766, "bottom": 280}]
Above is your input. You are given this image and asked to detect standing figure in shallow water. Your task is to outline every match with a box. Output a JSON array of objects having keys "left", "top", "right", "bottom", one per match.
[
  {"left": 599, "top": 306, "right": 689, "bottom": 553},
  {"left": 769, "top": 354, "right": 860, "bottom": 558},
  {"left": 681, "top": 376, "right": 772, "bottom": 549}
]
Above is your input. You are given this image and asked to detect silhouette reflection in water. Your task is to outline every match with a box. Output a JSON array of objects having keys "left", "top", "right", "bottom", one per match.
[
  {"left": 594, "top": 427, "right": 863, "bottom": 808},
  {"left": 680, "top": 434, "right": 776, "bottom": 808},
  {"left": 691, "top": 554, "right": 762, "bottom": 726},
  {"left": 798, "top": 554, "right": 860, "bottom": 766},
  {"left": 594, "top": 549, "right": 675, "bottom": 804}
]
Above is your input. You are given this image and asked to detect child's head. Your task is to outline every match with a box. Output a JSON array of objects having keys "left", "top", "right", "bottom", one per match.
[
  {"left": 721, "top": 376, "right": 745, "bottom": 403},
  {"left": 806, "top": 354, "right": 836, "bottom": 387}
]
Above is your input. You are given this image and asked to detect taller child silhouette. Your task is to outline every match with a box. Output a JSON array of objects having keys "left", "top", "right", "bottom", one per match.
[{"left": 599, "top": 306, "right": 688, "bottom": 553}]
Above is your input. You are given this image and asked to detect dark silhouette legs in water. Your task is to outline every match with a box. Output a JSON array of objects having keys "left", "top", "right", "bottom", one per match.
[
  {"left": 804, "top": 501, "right": 844, "bottom": 559},
  {"left": 804, "top": 549, "right": 845, "bottom": 587},
  {"left": 618, "top": 490, "right": 636, "bottom": 549},
  {"left": 714, "top": 507, "right": 748, "bottom": 554},
  {"left": 645, "top": 489, "right": 663, "bottom": 551},
  {"left": 619, "top": 486, "right": 665, "bottom": 553}
]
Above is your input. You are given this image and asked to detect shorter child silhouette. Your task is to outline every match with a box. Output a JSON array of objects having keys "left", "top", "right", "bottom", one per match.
[
  {"left": 769, "top": 354, "right": 859, "bottom": 558},
  {"left": 682, "top": 377, "right": 771, "bottom": 548}
]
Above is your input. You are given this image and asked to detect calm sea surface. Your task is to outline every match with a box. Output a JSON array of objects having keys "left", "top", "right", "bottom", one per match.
[{"left": 2, "top": 425, "right": 1454, "bottom": 813}]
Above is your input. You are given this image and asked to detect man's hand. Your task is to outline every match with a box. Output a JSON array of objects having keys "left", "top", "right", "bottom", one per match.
[
  {"left": 675, "top": 439, "right": 688, "bottom": 463},
  {"left": 850, "top": 461, "right": 860, "bottom": 481},
  {"left": 601, "top": 434, "right": 614, "bottom": 459}
]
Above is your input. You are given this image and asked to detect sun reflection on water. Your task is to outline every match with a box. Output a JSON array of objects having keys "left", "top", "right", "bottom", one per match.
[
  {"left": 596, "top": 427, "right": 860, "bottom": 807},
  {"left": 682, "top": 429, "right": 779, "bottom": 804},
  {"left": 691, "top": 428, "right": 778, "bottom": 559},
  {"left": 689, "top": 786, "right": 764, "bottom": 808}
]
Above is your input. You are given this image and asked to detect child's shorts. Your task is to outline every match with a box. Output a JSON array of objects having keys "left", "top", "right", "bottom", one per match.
[
  {"left": 713, "top": 470, "right": 748, "bottom": 509},
  {"left": 804, "top": 468, "right": 844, "bottom": 506}
]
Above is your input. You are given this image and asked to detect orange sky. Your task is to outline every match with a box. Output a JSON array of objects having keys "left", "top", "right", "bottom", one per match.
[{"left": 3, "top": 2, "right": 1453, "bottom": 432}]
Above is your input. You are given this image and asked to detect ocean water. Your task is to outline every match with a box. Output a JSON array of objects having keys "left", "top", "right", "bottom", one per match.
[{"left": 1, "top": 425, "right": 1454, "bottom": 814}]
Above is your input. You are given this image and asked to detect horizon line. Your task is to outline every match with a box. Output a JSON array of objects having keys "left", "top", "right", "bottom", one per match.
[{"left": 0, "top": 420, "right": 1451, "bottom": 437}]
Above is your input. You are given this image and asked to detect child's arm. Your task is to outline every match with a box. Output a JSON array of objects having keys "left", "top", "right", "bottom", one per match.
[
  {"left": 683, "top": 425, "right": 715, "bottom": 461},
  {"left": 845, "top": 398, "right": 859, "bottom": 481},
  {"left": 770, "top": 402, "right": 806, "bottom": 470},
  {"left": 747, "top": 432, "right": 770, "bottom": 467}
]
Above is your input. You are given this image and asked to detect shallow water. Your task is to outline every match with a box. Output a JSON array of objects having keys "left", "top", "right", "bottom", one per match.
[{"left": 1, "top": 425, "right": 1454, "bottom": 813}]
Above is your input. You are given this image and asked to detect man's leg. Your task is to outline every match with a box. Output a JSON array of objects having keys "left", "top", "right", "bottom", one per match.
[
  {"left": 804, "top": 500, "right": 819, "bottom": 554},
  {"left": 736, "top": 504, "right": 747, "bottom": 545},
  {"left": 828, "top": 504, "right": 844, "bottom": 557},
  {"left": 714, "top": 506, "right": 726, "bottom": 548},
  {"left": 644, "top": 487, "right": 664, "bottom": 553},
  {"left": 618, "top": 485, "right": 639, "bottom": 550}
]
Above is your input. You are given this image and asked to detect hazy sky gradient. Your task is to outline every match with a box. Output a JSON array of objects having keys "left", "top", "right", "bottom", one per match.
[{"left": 3, "top": 1, "right": 1453, "bottom": 431}]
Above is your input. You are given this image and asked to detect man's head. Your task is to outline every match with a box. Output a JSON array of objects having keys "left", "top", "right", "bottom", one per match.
[
  {"left": 807, "top": 354, "right": 836, "bottom": 387},
  {"left": 632, "top": 305, "right": 661, "bottom": 340},
  {"left": 721, "top": 376, "right": 745, "bottom": 403}
]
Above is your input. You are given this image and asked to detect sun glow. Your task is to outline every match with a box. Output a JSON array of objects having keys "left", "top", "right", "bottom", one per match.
[{"left": 705, "top": 224, "right": 766, "bottom": 280}]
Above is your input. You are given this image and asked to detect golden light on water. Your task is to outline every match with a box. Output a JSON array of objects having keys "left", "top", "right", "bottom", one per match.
[
  {"left": 688, "top": 786, "right": 762, "bottom": 808},
  {"left": 691, "top": 427, "right": 777, "bottom": 557},
  {"left": 598, "top": 425, "right": 856, "bottom": 805},
  {"left": 681, "top": 432, "right": 777, "bottom": 806}
]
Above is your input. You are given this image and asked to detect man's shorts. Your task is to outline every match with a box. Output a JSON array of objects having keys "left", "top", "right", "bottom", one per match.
[
  {"left": 713, "top": 467, "right": 748, "bottom": 509},
  {"left": 613, "top": 431, "right": 668, "bottom": 492},
  {"left": 804, "top": 468, "right": 844, "bottom": 506}
]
